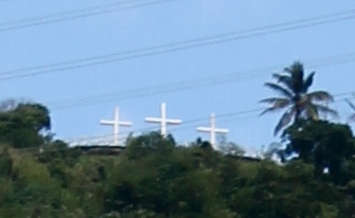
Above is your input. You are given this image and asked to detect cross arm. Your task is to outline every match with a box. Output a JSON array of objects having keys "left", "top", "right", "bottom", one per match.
[
  {"left": 100, "top": 120, "right": 115, "bottom": 125},
  {"left": 145, "top": 117, "right": 162, "bottom": 122},
  {"left": 197, "top": 127, "right": 212, "bottom": 132},
  {"left": 166, "top": 119, "right": 182, "bottom": 124},
  {"left": 119, "top": 121, "right": 133, "bottom": 126},
  {"left": 215, "top": 129, "right": 229, "bottom": 134}
]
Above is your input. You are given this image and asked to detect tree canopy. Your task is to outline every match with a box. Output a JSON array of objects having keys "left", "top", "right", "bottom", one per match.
[
  {"left": 0, "top": 100, "right": 51, "bottom": 148},
  {"left": 1, "top": 127, "right": 355, "bottom": 217}
]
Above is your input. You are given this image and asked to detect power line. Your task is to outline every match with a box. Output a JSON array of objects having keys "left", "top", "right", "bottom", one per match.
[
  {"left": 63, "top": 108, "right": 266, "bottom": 145},
  {"left": 45, "top": 52, "right": 355, "bottom": 111},
  {"left": 148, "top": 93, "right": 355, "bottom": 134},
  {"left": 1, "top": 92, "right": 353, "bottom": 157},
  {"left": 1, "top": 9, "right": 355, "bottom": 81},
  {"left": 0, "top": 0, "right": 182, "bottom": 32},
  {"left": 62, "top": 91, "right": 355, "bottom": 144}
]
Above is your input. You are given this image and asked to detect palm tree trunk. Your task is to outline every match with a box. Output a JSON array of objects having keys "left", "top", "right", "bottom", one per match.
[
  {"left": 294, "top": 95, "right": 301, "bottom": 124},
  {"left": 294, "top": 108, "right": 301, "bottom": 124}
]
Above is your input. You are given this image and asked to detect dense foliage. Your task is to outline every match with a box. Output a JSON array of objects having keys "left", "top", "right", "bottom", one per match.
[
  {"left": 1, "top": 125, "right": 355, "bottom": 217},
  {"left": 0, "top": 100, "right": 51, "bottom": 148}
]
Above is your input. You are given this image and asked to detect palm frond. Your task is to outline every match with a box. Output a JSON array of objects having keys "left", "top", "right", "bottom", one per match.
[
  {"left": 304, "top": 103, "right": 319, "bottom": 120},
  {"left": 259, "top": 106, "right": 286, "bottom": 116},
  {"left": 259, "top": 97, "right": 291, "bottom": 108},
  {"left": 346, "top": 98, "right": 355, "bottom": 111},
  {"left": 284, "top": 62, "right": 303, "bottom": 75},
  {"left": 313, "top": 103, "right": 339, "bottom": 119},
  {"left": 274, "top": 107, "right": 296, "bottom": 136},
  {"left": 302, "top": 72, "right": 315, "bottom": 93},
  {"left": 285, "top": 62, "right": 304, "bottom": 93},
  {"left": 285, "top": 62, "right": 304, "bottom": 78},
  {"left": 264, "top": 82, "right": 293, "bottom": 98},
  {"left": 307, "top": 90, "right": 334, "bottom": 102},
  {"left": 348, "top": 113, "right": 355, "bottom": 123},
  {"left": 272, "top": 73, "right": 293, "bottom": 90}
]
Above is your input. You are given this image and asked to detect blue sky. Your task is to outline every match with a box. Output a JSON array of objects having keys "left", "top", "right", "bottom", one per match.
[{"left": 1, "top": 0, "right": 355, "bottom": 153}]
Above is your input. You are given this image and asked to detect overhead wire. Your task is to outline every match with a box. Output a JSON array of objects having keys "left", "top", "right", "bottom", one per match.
[
  {"left": 0, "top": 0, "right": 182, "bottom": 32},
  {"left": 0, "top": 7, "right": 354, "bottom": 153},
  {"left": 1, "top": 92, "right": 354, "bottom": 158},
  {"left": 45, "top": 52, "right": 355, "bottom": 111},
  {"left": 1, "top": 9, "right": 355, "bottom": 81},
  {"left": 158, "top": 94, "right": 355, "bottom": 134},
  {"left": 0, "top": 53, "right": 353, "bottom": 148},
  {"left": 62, "top": 91, "right": 355, "bottom": 145},
  {"left": 20, "top": 94, "right": 355, "bottom": 157}
]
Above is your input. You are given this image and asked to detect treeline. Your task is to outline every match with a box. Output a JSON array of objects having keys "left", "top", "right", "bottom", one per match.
[{"left": 1, "top": 127, "right": 355, "bottom": 217}]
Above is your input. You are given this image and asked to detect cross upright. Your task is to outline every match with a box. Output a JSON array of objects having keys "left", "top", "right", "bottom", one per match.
[
  {"left": 145, "top": 102, "right": 182, "bottom": 137},
  {"left": 197, "top": 113, "right": 229, "bottom": 148},
  {"left": 100, "top": 107, "right": 132, "bottom": 146}
]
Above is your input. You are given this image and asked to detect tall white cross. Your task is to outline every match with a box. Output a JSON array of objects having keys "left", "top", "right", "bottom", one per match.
[
  {"left": 197, "top": 113, "right": 229, "bottom": 147},
  {"left": 100, "top": 107, "right": 132, "bottom": 146},
  {"left": 145, "top": 102, "right": 182, "bottom": 137}
]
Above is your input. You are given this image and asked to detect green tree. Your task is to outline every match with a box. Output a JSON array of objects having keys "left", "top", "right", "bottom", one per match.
[
  {"left": 0, "top": 101, "right": 51, "bottom": 148},
  {"left": 13, "top": 102, "right": 51, "bottom": 132},
  {"left": 282, "top": 120, "right": 355, "bottom": 184},
  {"left": 217, "top": 135, "right": 245, "bottom": 156},
  {"left": 0, "top": 146, "right": 13, "bottom": 178},
  {"left": 259, "top": 62, "right": 337, "bottom": 135}
]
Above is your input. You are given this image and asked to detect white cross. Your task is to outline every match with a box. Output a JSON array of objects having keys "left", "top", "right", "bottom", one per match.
[
  {"left": 145, "top": 102, "right": 182, "bottom": 137},
  {"left": 197, "top": 113, "right": 229, "bottom": 148},
  {"left": 100, "top": 107, "right": 132, "bottom": 146}
]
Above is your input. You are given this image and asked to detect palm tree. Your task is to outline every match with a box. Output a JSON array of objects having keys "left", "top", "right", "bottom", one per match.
[{"left": 259, "top": 61, "right": 337, "bottom": 135}]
